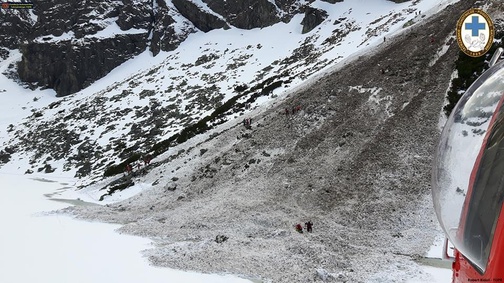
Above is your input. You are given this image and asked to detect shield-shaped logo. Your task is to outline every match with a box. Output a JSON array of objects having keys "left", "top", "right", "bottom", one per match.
[{"left": 456, "top": 9, "right": 494, "bottom": 57}]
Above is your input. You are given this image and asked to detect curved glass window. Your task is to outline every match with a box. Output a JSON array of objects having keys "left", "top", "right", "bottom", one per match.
[{"left": 432, "top": 59, "right": 504, "bottom": 272}]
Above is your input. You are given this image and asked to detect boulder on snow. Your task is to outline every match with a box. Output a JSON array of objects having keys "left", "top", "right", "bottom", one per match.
[
  {"left": 165, "top": 183, "right": 177, "bottom": 192},
  {"left": 0, "top": 150, "right": 11, "bottom": 164},
  {"left": 215, "top": 234, "right": 228, "bottom": 243}
]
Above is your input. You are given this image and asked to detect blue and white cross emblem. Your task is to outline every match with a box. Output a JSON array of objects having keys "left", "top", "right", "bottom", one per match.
[{"left": 465, "top": 16, "right": 486, "bottom": 37}]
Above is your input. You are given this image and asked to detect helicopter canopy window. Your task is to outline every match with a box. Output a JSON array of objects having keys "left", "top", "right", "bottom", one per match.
[
  {"left": 432, "top": 59, "right": 504, "bottom": 273},
  {"left": 463, "top": 104, "right": 504, "bottom": 272}
]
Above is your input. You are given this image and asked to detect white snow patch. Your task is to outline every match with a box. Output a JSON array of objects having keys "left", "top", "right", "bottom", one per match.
[
  {"left": 429, "top": 34, "right": 455, "bottom": 67},
  {"left": 0, "top": 174, "right": 253, "bottom": 283},
  {"left": 438, "top": 70, "right": 458, "bottom": 131}
]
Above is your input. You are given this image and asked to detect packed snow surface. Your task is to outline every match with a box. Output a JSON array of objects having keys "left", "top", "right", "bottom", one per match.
[{"left": 0, "top": 174, "right": 254, "bottom": 283}]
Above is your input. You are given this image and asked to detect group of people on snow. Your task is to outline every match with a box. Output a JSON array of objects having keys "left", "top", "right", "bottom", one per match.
[
  {"left": 295, "top": 221, "right": 313, "bottom": 233},
  {"left": 285, "top": 105, "right": 302, "bottom": 116},
  {"left": 124, "top": 154, "right": 152, "bottom": 175}
]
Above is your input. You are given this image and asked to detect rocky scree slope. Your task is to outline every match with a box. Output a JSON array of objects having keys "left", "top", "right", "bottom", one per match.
[{"left": 67, "top": 0, "right": 482, "bottom": 282}]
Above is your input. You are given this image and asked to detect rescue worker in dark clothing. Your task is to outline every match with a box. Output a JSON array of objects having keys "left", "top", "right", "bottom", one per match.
[
  {"left": 305, "top": 221, "right": 313, "bottom": 233},
  {"left": 143, "top": 155, "right": 152, "bottom": 165}
]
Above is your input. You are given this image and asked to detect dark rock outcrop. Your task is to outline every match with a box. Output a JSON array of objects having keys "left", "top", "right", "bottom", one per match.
[
  {"left": 6, "top": 0, "right": 344, "bottom": 96},
  {"left": 150, "top": 4, "right": 180, "bottom": 56},
  {"left": 172, "top": 0, "right": 229, "bottom": 32},
  {"left": 274, "top": 0, "right": 314, "bottom": 22},
  {"left": 11, "top": 0, "right": 198, "bottom": 95},
  {"left": 18, "top": 34, "right": 148, "bottom": 97},
  {"left": 116, "top": 0, "right": 153, "bottom": 30},
  {"left": 202, "top": 0, "right": 281, "bottom": 29},
  {"left": 31, "top": 0, "right": 123, "bottom": 39},
  {"left": 0, "top": 9, "right": 35, "bottom": 49},
  {"left": 0, "top": 150, "right": 11, "bottom": 164},
  {"left": 301, "top": 7, "right": 328, "bottom": 34}
]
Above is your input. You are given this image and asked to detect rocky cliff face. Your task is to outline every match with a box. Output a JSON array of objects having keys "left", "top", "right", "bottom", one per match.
[
  {"left": 3, "top": 0, "right": 405, "bottom": 96},
  {"left": 9, "top": 0, "right": 191, "bottom": 96},
  {"left": 201, "top": 0, "right": 282, "bottom": 29},
  {"left": 0, "top": 7, "right": 34, "bottom": 50},
  {"left": 17, "top": 34, "right": 148, "bottom": 96},
  {"left": 171, "top": 0, "right": 229, "bottom": 32}
]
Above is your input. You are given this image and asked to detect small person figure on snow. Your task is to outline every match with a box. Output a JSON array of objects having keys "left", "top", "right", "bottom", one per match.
[
  {"left": 143, "top": 155, "right": 152, "bottom": 165},
  {"left": 125, "top": 163, "right": 132, "bottom": 175},
  {"left": 305, "top": 221, "right": 313, "bottom": 233},
  {"left": 295, "top": 223, "right": 303, "bottom": 233},
  {"left": 285, "top": 108, "right": 290, "bottom": 116},
  {"left": 243, "top": 118, "right": 252, "bottom": 129},
  {"left": 136, "top": 162, "right": 142, "bottom": 170}
]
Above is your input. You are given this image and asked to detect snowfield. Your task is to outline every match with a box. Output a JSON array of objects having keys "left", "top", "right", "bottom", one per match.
[
  {"left": 0, "top": 174, "right": 254, "bottom": 283},
  {"left": 0, "top": 0, "right": 485, "bottom": 282}
]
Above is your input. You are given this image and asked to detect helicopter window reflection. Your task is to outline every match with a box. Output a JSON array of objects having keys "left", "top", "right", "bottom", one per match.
[{"left": 464, "top": 102, "right": 504, "bottom": 273}]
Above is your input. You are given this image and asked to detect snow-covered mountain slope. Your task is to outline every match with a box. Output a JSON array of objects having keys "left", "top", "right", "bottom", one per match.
[
  {"left": 1, "top": 0, "right": 456, "bottom": 185},
  {"left": 61, "top": 0, "right": 477, "bottom": 280},
  {"left": 2, "top": 0, "right": 497, "bottom": 282}
]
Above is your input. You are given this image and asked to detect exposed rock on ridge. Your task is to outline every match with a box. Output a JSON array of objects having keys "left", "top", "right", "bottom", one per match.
[
  {"left": 301, "top": 7, "right": 328, "bottom": 34},
  {"left": 18, "top": 34, "right": 148, "bottom": 97},
  {"left": 172, "top": 0, "right": 229, "bottom": 32},
  {"left": 116, "top": 0, "right": 153, "bottom": 30},
  {"left": 13, "top": 0, "right": 190, "bottom": 96},
  {"left": 31, "top": 0, "right": 123, "bottom": 38},
  {"left": 0, "top": 8, "right": 35, "bottom": 49},
  {"left": 7, "top": 0, "right": 347, "bottom": 96},
  {"left": 202, "top": 0, "right": 282, "bottom": 29}
]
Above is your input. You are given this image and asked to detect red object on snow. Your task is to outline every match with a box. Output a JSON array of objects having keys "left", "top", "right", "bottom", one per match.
[{"left": 295, "top": 223, "right": 303, "bottom": 233}]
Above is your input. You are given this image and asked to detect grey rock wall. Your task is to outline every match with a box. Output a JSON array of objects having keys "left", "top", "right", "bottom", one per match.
[
  {"left": 6, "top": 0, "right": 348, "bottom": 96},
  {"left": 172, "top": 0, "right": 229, "bottom": 32},
  {"left": 202, "top": 0, "right": 281, "bottom": 29},
  {"left": 18, "top": 34, "right": 148, "bottom": 97},
  {"left": 301, "top": 7, "right": 328, "bottom": 34}
]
